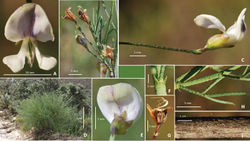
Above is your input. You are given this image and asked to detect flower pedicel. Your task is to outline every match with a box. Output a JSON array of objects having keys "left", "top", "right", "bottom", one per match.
[{"left": 3, "top": 3, "right": 57, "bottom": 73}]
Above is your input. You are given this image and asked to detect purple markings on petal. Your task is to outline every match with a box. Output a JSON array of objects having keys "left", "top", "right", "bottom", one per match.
[
  {"left": 19, "top": 4, "right": 36, "bottom": 37},
  {"left": 110, "top": 85, "right": 122, "bottom": 114},
  {"left": 5, "top": 3, "right": 54, "bottom": 42}
]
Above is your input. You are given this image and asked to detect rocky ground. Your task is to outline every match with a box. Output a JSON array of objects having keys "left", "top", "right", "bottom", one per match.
[
  {"left": 176, "top": 117, "right": 250, "bottom": 140},
  {"left": 0, "top": 110, "right": 32, "bottom": 140}
]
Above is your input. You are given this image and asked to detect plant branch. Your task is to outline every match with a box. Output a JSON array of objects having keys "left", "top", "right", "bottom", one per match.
[
  {"left": 176, "top": 66, "right": 248, "bottom": 105},
  {"left": 120, "top": 41, "right": 202, "bottom": 54}
]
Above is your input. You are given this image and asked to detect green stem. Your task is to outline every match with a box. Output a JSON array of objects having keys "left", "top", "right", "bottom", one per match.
[
  {"left": 152, "top": 66, "right": 167, "bottom": 95},
  {"left": 77, "top": 24, "right": 114, "bottom": 77},
  {"left": 177, "top": 73, "right": 221, "bottom": 88},
  {"left": 102, "top": 0, "right": 116, "bottom": 29},
  {"left": 223, "top": 74, "right": 250, "bottom": 81},
  {"left": 104, "top": 1, "right": 114, "bottom": 44},
  {"left": 109, "top": 134, "right": 115, "bottom": 141},
  {"left": 242, "top": 66, "right": 249, "bottom": 76},
  {"left": 26, "top": 0, "right": 32, "bottom": 3},
  {"left": 177, "top": 66, "right": 242, "bottom": 89},
  {"left": 202, "top": 78, "right": 223, "bottom": 94},
  {"left": 155, "top": 80, "right": 167, "bottom": 95},
  {"left": 119, "top": 41, "right": 202, "bottom": 54}
]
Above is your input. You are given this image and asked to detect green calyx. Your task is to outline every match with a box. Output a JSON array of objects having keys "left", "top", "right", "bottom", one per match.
[{"left": 110, "top": 111, "right": 133, "bottom": 136}]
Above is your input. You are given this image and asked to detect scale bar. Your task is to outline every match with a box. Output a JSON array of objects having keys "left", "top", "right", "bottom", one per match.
[
  {"left": 147, "top": 74, "right": 150, "bottom": 84},
  {"left": 68, "top": 74, "right": 83, "bottom": 76},
  {"left": 176, "top": 110, "right": 250, "bottom": 112},
  {"left": 147, "top": 120, "right": 149, "bottom": 132},
  {"left": 129, "top": 55, "right": 147, "bottom": 58},
  {"left": 177, "top": 106, "right": 201, "bottom": 108},
  {"left": 177, "top": 120, "right": 192, "bottom": 122},
  {"left": 94, "top": 107, "right": 96, "bottom": 130},
  {"left": 82, "top": 107, "right": 85, "bottom": 129},
  {"left": 3, "top": 74, "right": 52, "bottom": 76}
]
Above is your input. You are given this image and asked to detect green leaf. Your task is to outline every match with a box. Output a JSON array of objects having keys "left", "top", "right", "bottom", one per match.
[
  {"left": 202, "top": 78, "right": 223, "bottom": 94},
  {"left": 180, "top": 73, "right": 221, "bottom": 87},
  {"left": 179, "top": 86, "right": 236, "bottom": 105},
  {"left": 204, "top": 96, "right": 235, "bottom": 105},
  {"left": 177, "top": 66, "right": 207, "bottom": 83},
  {"left": 208, "top": 92, "right": 247, "bottom": 97}
]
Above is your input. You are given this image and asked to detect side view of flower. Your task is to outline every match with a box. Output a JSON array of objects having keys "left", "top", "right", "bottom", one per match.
[
  {"left": 120, "top": 8, "right": 247, "bottom": 55},
  {"left": 3, "top": 3, "right": 57, "bottom": 73},
  {"left": 97, "top": 83, "right": 143, "bottom": 139},
  {"left": 194, "top": 8, "right": 247, "bottom": 53}
]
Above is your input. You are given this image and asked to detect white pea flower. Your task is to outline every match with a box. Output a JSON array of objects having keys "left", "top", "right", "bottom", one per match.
[
  {"left": 97, "top": 83, "right": 143, "bottom": 136},
  {"left": 194, "top": 8, "right": 247, "bottom": 50},
  {"left": 3, "top": 3, "right": 57, "bottom": 73}
]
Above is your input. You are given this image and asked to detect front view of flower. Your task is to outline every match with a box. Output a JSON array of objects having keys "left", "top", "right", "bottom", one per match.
[
  {"left": 97, "top": 83, "right": 143, "bottom": 136},
  {"left": 3, "top": 3, "right": 57, "bottom": 73}
]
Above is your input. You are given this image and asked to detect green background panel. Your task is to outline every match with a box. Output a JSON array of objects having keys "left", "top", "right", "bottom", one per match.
[{"left": 119, "top": 66, "right": 145, "bottom": 78}]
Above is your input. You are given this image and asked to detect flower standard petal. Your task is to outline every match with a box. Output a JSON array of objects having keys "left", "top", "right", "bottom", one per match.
[
  {"left": 194, "top": 14, "right": 226, "bottom": 32},
  {"left": 4, "top": 3, "right": 36, "bottom": 42},
  {"left": 34, "top": 46, "right": 57, "bottom": 71},
  {"left": 32, "top": 4, "right": 54, "bottom": 42}
]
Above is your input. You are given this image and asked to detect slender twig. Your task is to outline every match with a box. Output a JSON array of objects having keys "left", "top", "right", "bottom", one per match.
[
  {"left": 103, "top": 1, "right": 114, "bottom": 44},
  {"left": 101, "top": 0, "right": 116, "bottom": 29},
  {"left": 120, "top": 41, "right": 202, "bottom": 54}
]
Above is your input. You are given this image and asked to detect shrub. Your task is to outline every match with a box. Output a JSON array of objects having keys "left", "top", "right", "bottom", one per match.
[
  {"left": 0, "top": 79, "right": 91, "bottom": 115},
  {"left": 0, "top": 79, "right": 60, "bottom": 113},
  {"left": 17, "top": 93, "right": 83, "bottom": 136},
  {"left": 57, "top": 83, "right": 91, "bottom": 114}
]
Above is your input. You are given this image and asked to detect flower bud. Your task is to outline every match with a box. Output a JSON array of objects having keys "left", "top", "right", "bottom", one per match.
[{"left": 75, "top": 34, "right": 89, "bottom": 51}]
